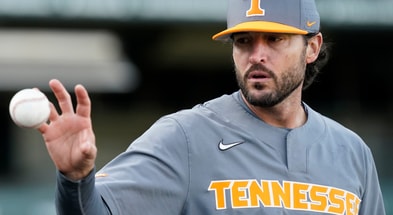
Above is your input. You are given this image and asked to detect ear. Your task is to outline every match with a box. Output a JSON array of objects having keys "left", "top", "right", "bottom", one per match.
[{"left": 306, "top": 33, "right": 323, "bottom": 64}]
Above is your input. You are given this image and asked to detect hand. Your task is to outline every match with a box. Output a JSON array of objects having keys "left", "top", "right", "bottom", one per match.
[{"left": 38, "top": 79, "right": 97, "bottom": 181}]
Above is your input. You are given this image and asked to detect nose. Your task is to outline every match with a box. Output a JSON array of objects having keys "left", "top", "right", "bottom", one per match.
[{"left": 249, "top": 38, "right": 268, "bottom": 64}]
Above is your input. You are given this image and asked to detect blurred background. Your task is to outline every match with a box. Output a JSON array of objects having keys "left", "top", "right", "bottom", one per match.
[{"left": 0, "top": 0, "right": 391, "bottom": 214}]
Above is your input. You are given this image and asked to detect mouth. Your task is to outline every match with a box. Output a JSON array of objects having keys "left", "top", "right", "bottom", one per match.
[{"left": 247, "top": 71, "right": 271, "bottom": 80}]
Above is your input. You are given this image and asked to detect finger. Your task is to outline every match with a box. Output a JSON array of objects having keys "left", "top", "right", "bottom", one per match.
[
  {"left": 48, "top": 102, "right": 59, "bottom": 121},
  {"left": 37, "top": 103, "right": 58, "bottom": 133},
  {"left": 37, "top": 123, "right": 47, "bottom": 133},
  {"left": 75, "top": 84, "right": 91, "bottom": 118},
  {"left": 49, "top": 79, "right": 74, "bottom": 114}
]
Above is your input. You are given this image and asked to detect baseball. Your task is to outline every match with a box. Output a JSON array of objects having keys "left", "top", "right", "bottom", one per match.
[{"left": 9, "top": 88, "right": 51, "bottom": 128}]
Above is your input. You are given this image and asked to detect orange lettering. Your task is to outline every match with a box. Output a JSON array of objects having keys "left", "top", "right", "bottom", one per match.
[
  {"left": 271, "top": 181, "right": 291, "bottom": 208},
  {"left": 328, "top": 188, "right": 345, "bottom": 214},
  {"left": 208, "top": 179, "right": 361, "bottom": 214},
  {"left": 208, "top": 181, "right": 231, "bottom": 209},
  {"left": 293, "top": 183, "right": 309, "bottom": 209},
  {"left": 232, "top": 181, "right": 249, "bottom": 208},
  {"left": 309, "top": 185, "right": 328, "bottom": 211},
  {"left": 249, "top": 180, "right": 272, "bottom": 207},
  {"left": 247, "top": 0, "right": 265, "bottom": 16},
  {"left": 346, "top": 192, "right": 361, "bottom": 215}
]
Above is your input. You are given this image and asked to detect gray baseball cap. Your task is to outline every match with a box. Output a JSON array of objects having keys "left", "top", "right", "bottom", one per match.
[{"left": 213, "top": 0, "right": 320, "bottom": 41}]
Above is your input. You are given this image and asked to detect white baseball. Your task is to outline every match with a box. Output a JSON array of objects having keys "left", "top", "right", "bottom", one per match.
[{"left": 9, "top": 88, "right": 51, "bottom": 128}]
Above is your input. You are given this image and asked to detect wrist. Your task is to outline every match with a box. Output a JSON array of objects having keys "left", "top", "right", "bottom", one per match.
[{"left": 62, "top": 167, "right": 95, "bottom": 182}]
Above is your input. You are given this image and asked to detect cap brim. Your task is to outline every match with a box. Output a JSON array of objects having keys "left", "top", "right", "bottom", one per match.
[{"left": 212, "top": 21, "right": 308, "bottom": 41}]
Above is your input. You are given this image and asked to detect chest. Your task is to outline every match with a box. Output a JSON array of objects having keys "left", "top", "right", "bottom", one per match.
[{"left": 185, "top": 129, "right": 362, "bottom": 214}]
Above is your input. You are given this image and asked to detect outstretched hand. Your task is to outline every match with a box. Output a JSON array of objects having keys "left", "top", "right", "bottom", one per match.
[{"left": 38, "top": 79, "right": 97, "bottom": 181}]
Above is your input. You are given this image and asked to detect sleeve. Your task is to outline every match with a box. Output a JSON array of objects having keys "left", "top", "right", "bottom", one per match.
[
  {"left": 94, "top": 116, "right": 190, "bottom": 215},
  {"left": 55, "top": 169, "right": 112, "bottom": 215},
  {"left": 358, "top": 147, "right": 386, "bottom": 215}
]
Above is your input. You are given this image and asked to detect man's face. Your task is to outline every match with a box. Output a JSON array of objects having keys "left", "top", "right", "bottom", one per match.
[{"left": 232, "top": 32, "right": 307, "bottom": 107}]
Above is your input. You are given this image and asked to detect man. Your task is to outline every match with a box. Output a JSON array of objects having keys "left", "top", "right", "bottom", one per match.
[{"left": 38, "top": 0, "right": 386, "bottom": 214}]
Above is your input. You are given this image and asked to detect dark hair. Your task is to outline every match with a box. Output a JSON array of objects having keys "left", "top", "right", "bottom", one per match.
[{"left": 303, "top": 33, "right": 330, "bottom": 90}]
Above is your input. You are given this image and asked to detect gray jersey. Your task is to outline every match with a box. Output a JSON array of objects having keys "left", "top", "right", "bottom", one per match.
[{"left": 57, "top": 91, "right": 385, "bottom": 214}]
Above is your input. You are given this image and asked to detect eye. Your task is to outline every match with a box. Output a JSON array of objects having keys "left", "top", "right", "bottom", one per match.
[
  {"left": 266, "top": 34, "right": 283, "bottom": 43},
  {"left": 232, "top": 34, "right": 252, "bottom": 45}
]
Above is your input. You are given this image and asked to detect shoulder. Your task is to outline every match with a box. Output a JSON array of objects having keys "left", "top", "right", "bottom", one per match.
[
  {"left": 308, "top": 106, "right": 371, "bottom": 155},
  {"left": 164, "top": 92, "right": 241, "bottom": 123},
  {"left": 320, "top": 113, "right": 364, "bottom": 143},
  {"left": 128, "top": 93, "right": 240, "bottom": 153}
]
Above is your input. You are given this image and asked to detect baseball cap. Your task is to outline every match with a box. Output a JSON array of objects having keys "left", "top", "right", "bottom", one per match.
[{"left": 212, "top": 0, "right": 320, "bottom": 41}]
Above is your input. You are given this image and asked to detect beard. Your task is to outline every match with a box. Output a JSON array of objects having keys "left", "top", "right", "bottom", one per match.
[{"left": 236, "top": 51, "right": 306, "bottom": 108}]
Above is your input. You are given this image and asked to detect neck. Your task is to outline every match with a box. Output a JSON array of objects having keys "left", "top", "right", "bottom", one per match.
[{"left": 242, "top": 92, "right": 307, "bottom": 129}]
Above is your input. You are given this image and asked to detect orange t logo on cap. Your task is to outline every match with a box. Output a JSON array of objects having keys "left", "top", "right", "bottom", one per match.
[{"left": 247, "top": 0, "right": 265, "bottom": 16}]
